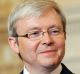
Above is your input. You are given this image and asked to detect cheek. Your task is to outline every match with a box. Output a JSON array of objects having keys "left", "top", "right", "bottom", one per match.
[
  {"left": 19, "top": 38, "right": 39, "bottom": 51},
  {"left": 25, "top": 40, "right": 40, "bottom": 52},
  {"left": 18, "top": 38, "right": 41, "bottom": 63},
  {"left": 54, "top": 36, "right": 65, "bottom": 48},
  {"left": 56, "top": 39, "right": 65, "bottom": 49},
  {"left": 54, "top": 37, "right": 65, "bottom": 55},
  {"left": 18, "top": 38, "right": 40, "bottom": 57},
  {"left": 54, "top": 37, "right": 65, "bottom": 62}
]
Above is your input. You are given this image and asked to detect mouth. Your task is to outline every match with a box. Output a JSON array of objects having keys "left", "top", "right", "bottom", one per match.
[{"left": 39, "top": 49, "right": 57, "bottom": 57}]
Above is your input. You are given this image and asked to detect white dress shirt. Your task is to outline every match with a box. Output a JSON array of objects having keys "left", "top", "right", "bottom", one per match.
[
  {"left": 23, "top": 66, "right": 29, "bottom": 74},
  {"left": 23, "top": 64, "right": 62, "bottom": 74}
]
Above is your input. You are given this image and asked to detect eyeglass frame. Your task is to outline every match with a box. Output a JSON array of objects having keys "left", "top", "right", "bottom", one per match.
[{"left": 13, "top": 27, "right": 65, "bottom": 40}]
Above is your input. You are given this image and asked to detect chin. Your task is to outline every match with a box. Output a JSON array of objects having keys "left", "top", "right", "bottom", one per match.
[{"left": 38, "top": 57, "right": 60, "bottom": 68}]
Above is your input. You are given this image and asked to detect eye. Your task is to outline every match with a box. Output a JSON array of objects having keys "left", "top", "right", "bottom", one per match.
[
  {"left": 49, "top": 28, "right": 60, "bottom": 35},
  {"left": 28, "top": 31, "right": 41, "bottom": 38},
  {"left": 52, "top": 29, "right": 59, "bottom": 33}
]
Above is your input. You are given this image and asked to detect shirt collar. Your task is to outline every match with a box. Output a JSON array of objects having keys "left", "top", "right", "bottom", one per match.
[
  {"left": 23, "top": 66, "right": 29, "bottom": 74},
  {"left": 23, "top": 64, "right": 62, "bottom": 74}
]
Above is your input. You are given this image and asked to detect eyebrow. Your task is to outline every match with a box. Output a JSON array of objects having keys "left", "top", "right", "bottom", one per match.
[
  {"left": 48, "top": 25, "right": 62, "bottom": 30},
  {"left": 26, "top": 27, "right": 41, "bottom": 32},
  {"left": 26, "top": 25, "right": 62, "bottom": 32}
]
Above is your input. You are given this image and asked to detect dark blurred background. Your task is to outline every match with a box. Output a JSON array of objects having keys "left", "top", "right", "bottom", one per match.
[{"left": 0, "top": 0, "right": 80, "bottom": 74}]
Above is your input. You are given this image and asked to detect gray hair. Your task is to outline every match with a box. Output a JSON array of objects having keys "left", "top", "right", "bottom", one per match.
[{"left": 8, "top": 0, "right": 66, "bottom": 36}]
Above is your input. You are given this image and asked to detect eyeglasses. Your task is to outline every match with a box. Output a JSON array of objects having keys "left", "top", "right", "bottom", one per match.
[{"left": 14, "top": 27, "right": 64, "bottom": 40}]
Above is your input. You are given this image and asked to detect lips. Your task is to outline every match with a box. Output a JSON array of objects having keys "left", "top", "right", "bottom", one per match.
[
  {"left": 39, "top": 49, "right": 57, "bottom": 56},
  {"left": 40, "top": 50, "right": 56, "bottom": 53}
]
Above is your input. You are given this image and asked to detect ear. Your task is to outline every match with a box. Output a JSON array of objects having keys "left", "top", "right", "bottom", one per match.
[{"left": 8, "top": 36, "right": 19, "bottom": 54}]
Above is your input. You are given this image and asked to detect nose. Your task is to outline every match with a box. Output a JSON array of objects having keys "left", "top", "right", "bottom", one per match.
[{"left": 41, "top": 32, "right": 53, "bottom": 46}]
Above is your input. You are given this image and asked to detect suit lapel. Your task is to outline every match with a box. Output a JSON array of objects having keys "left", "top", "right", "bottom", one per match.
[
  {"left": 20, "top": 70, "right": 23, "bottom": 74},
  {"left": 61, "top": 63, "right": 73, "bottom": 74}
]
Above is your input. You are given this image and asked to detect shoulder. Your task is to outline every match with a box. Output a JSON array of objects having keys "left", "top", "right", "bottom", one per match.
[{"left": 61, "top": 63, "right": 74, "bottom": 74}]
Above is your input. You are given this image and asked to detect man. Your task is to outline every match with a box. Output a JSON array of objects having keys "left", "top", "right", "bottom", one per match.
[{"left": 8, "top": 0, "right": 74, "bottom": 74}]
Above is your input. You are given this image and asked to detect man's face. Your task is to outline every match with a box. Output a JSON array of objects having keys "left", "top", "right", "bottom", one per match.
[{"left": 9, "top": 9, "right": 65, "bottom": 68}]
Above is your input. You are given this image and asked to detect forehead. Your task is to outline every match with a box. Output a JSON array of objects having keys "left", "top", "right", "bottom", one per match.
[{"left": 15, "top": 8, "right": 63, "bottom": 34}]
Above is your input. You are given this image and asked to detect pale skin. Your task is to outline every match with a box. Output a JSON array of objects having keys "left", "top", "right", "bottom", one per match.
[{"left": 8, "top": 8, "right": 66, "bottom": 74}]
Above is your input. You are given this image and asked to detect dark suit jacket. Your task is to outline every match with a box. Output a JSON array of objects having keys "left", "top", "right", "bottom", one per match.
[{"left": 20, "top": 63, "right": 73, "bottom": 74}]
